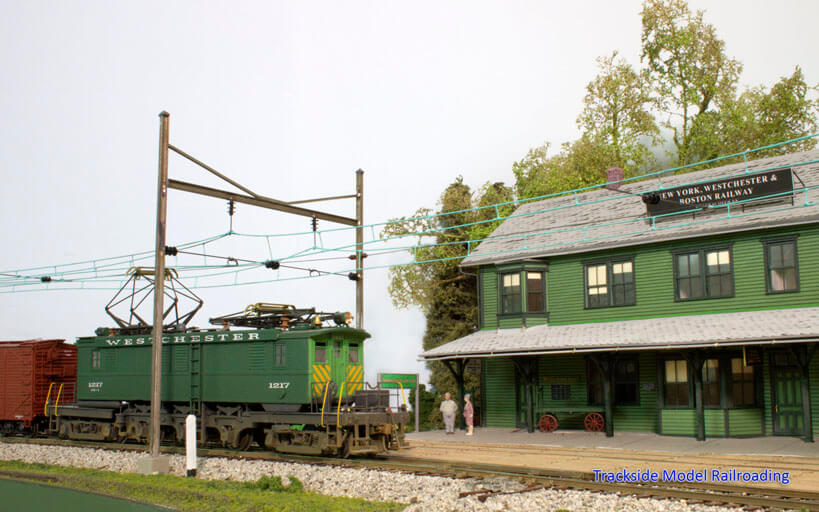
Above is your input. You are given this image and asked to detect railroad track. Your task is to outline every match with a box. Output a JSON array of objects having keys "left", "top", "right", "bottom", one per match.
[{"left": 2, "top": 436, "right": 818, "bottom": 511}]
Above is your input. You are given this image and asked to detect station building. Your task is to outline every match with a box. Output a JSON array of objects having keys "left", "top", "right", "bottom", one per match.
[{"left": 420, "top": 150, "right": 819, "bottom": 442}]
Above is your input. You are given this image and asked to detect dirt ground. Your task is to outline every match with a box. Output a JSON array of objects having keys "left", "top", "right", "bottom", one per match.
[{"left": 400, "top": 439, "right": 819, "bottom": 491}]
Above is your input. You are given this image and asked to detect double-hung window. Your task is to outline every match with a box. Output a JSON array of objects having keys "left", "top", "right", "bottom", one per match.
[
  {"left": 664, "top": 359, "right": 689, "bottom": 406},
  {"left": 731, "top": 357, "right": 756, "bottom": 406},
  {"left": 499, "top": 268, "right": 546, "bottom": 316},
  {"left": 702, "top": 359, "right": 720, "bottom": 406},
  {"left": 763, "top": 237, "right": 799, "bottom": 293},
  {"left": 587, "top": 357, "right": 639, "bottom": 406},
  {"left": 673, "top": 246, "right": 733, "bottom": 301},
  {"left": 584, "top": 259, "right": 635, "bottom": 308}
]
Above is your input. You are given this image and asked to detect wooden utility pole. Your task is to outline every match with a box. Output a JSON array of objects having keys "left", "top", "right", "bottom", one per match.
[
  {"left": 144, "top": 112, "right": 363, "bottom": 469},
  {"left": 356, "top": 169, "right": 364, "bottom": 329},
  {"left": 150, "top": 111, "right": 170, "bottom": 460}
]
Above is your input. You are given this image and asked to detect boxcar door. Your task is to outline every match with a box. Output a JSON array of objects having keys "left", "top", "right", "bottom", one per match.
[{"left": 771, "top": 352, "right": 803, "bottom": 436}]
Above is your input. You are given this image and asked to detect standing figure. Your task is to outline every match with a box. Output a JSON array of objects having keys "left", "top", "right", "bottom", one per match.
[
  {"left": 463, "top": 393, "right": 474, "bottom": 436},
  {"left": 439, "top": 392, "right": 458, "bottom": 435}
]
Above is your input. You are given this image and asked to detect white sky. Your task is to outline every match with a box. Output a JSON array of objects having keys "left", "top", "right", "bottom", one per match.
[{"left": 1, "top": 0, "right": 817, "bottom": 386}]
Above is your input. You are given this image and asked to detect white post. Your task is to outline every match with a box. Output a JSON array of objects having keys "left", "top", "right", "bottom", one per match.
[{"left": 186, "top": 414, "right": 197, "bottom": 477}]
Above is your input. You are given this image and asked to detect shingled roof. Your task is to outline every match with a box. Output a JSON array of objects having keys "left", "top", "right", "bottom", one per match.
[
  {"left": 462, "top": 149, "right": 819, "bottom": 267},
  {"left": 419, "top": 307, "right": 819, "bottom": 360}
]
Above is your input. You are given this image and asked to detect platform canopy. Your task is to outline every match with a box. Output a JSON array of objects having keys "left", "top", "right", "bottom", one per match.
[{"left": 419, "top": 307, "right": 819, "bottom": 361}]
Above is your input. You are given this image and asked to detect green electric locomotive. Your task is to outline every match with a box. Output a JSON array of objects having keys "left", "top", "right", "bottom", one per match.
[{"left": 50, "top": 270, "right": 408, "bottom": 456}]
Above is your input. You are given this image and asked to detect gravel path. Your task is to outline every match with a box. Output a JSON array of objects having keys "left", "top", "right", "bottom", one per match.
[{"left": 0, "top": 442, "right": 747, "bottom": 511}]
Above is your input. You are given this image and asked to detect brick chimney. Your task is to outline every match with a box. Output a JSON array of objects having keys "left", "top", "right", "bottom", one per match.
[{"left": 605, "top": 167, "right": 624, "bottom": 190}]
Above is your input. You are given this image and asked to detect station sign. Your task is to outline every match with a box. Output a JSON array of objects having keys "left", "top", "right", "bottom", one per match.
[
  {"left": 642, "top": 168, "right": 793, "bottom": 216},
  {"left": 379, "top": 373, "right": 418, "bottom": 389}
]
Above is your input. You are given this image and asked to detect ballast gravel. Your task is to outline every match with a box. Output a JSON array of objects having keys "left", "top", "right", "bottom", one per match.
[{"left": 0, "top": 442, "right": 745, "bottom": 511}]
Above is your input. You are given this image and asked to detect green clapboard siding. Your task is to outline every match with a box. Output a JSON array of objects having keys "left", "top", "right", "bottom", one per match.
[
  {"left": 661, "top": 409, "right": 696, "bottom": 435},
  {"left": 484, "top": 358, "right": 516, "bottom": 427},
  {"left": 661, "top": 409, "right": 726, "bottom": 436},
  {"left": 544, "top": 226, "right": 819, "bottom": 325},
  {"left": 728, "top": 409, "right": 763, "bottom": 436},
  {"left": 482, "top": 268, "right": 498, "bottom": 330},
  {"left": 812, "top": 351, "right": 819, "bottom": 438}
]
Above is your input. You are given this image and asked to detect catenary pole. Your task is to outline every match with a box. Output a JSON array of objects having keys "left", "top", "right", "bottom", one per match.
[{"left": 150, "top": 111, "right": 170, "bottom": 460}]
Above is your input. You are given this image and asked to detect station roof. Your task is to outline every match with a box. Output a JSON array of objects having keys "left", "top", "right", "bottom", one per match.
[
  {"left": 419, "top": 307, "right": 819, "bottom": 360},
  {"left": 462, "top": 149, "right": 819, "bottom": 267}
]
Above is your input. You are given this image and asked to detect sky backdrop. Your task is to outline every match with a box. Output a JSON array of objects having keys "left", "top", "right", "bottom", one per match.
[{"left": 1, "top": 0, "right": 817, "bottom": 386}]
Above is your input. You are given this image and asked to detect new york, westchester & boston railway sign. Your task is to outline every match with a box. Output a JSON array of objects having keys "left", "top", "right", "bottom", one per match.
[{"left": 642, "top": 168, "right": 793, "bottom": 216}]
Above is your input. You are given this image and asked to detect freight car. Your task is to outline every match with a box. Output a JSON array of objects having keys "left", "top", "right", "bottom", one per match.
[
  {"left": 46, "top": 302, "right": 409, "bottom": 457},
  {"left": 0, "top": 339, "right": 77, "bottom": 435}
]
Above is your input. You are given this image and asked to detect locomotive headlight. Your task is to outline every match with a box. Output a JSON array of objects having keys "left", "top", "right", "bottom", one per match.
[{"left": 332, "top": 312, "right": 354, "bottom": 326}]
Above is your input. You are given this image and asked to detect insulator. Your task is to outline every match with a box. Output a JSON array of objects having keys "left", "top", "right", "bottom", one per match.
[
  {"left": 40, "top": 276, "right": 52, "bottom": 282},
  {"left": 264, "top": 260, "right": 280, "bottom": 270},
  {"left": 311, "top": 217, "right": 318, "bottom": 232},
  {"left": 227, "top": 200, "right": 236, "bottom": 216},
  {"left": 347, "top": 272, "right": 359, "bottom": 281},
  {"left": 165, "top": 246, "right": 179, "bottom": 256}
]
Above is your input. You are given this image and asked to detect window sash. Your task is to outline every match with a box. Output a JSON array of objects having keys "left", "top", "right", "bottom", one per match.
[
  {"left": 500, "top": 272, "right": 522, "bottom": 314},
  {"left": 675, "top": 248, "right": 732, "bottom": 300},
  {"left": 664, "top": 359, "right": 689, "bottom": 406},
  {"left": 766, "top": 240, "right": 798, "bottom": 292},
  {"left": 731, "top": 357, "right": 756, "bottom": 406},
  {"left": 585, "top": 260, "right": 634, "bottom": 308}
]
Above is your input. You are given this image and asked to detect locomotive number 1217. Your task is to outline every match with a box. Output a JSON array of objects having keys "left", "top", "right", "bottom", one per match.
[{"left": 268, "top": 382, "right": 290, "bottom": 389}]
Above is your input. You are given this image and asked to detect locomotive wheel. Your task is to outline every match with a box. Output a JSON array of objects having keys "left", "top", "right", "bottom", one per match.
[
  {"left": 235, "top": 431, "right": 253, "bottom": 451},
  {"left": 537, "top": 414, "right": 558, "bottom": 433},
  {"left": 584, "top": 412, "right": 605, "bottom": 433}
]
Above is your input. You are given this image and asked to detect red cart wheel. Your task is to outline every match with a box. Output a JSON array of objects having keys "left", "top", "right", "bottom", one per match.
[
  {"left": 584, "top": 412, "right": 605, "bottom": 432},
  {"left": 537, "top": 414, "right": 558, "bottom": 433}
]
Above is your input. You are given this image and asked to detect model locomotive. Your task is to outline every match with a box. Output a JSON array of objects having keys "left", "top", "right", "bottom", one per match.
[{"left": 0, "top": 268, "right": 408, "bottom": 457}]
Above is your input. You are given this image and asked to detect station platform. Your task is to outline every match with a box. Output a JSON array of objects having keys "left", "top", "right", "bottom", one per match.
[
  {"left": 406, "top": 428, "right": 819, "bottom": 458},
  {"left": 403, "top": 429, "right": 819, "bottom": 491}
]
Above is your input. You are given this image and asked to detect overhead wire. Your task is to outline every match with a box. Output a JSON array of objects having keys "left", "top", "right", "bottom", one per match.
[{"left": 0, "top": 135, "right": 817, "bottom": 293}]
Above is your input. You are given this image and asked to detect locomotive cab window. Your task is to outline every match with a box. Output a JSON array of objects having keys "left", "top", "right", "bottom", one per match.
[
  {"left": 348, "top": 344, "right": 359, "bottom": 363},
  {"left": 315, "top": 342, "right": 326, "bottom": 363}
]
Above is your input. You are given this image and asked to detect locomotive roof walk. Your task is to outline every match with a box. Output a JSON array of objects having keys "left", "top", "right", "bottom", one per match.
[
  {"left": 461, "top": 149, "right": 819, "bottom": 267},
  {"left": 419, "top": 307, "right": 819, "bottom": 360}
]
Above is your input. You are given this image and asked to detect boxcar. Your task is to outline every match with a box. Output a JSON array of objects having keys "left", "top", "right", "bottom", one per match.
[{"left": 0, "top": 339, "right": 77, "bottom": 435}]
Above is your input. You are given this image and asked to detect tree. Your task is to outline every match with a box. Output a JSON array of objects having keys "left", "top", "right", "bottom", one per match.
[
  {"left": 512, "top": 135, "right": 616, "bottom": 202},
  {"left": 578, "top": 51, "right": 659, "bottom": 172},
  {"left": 641, "top": 0, "right": 742, "bottom": 166},
  {"left": 383, "top": 178, "right": 513, "bottom": 428}
]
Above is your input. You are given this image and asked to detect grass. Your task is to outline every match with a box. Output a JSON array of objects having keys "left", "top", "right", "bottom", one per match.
[{"left": 0, "top": 460, "right": 404, "bottom": 512}]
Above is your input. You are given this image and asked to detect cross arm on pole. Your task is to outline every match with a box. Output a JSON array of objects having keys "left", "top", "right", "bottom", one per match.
[{"left": 167, "top": 179, "right": 358, "bottom": 226}]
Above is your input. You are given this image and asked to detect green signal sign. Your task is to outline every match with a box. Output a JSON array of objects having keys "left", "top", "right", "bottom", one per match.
[{"left": 379, "top": 373, "right": 418, "bottom": 389}]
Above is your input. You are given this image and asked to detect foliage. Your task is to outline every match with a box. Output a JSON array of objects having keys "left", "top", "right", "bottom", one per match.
[
  {"left": 383, "top": 178, "right": 512, "bottom": 427},
  {"left": 244, "top": 475, "right": 303, "bottom": 493},
  {"left": 0, "top": 460, "right": 401, "bottom": 512},
  {"left": 512, "top": 135, "right": 616, "bottom": 201},
  {"left": 578, "top": 51, "right": 659, "bottom": 172},
  {"left": 712, "top": 67, "right": 818, "bottom": 160},
  {"left": 641, "top": 0, "right": 743, "bottom": 166}
]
